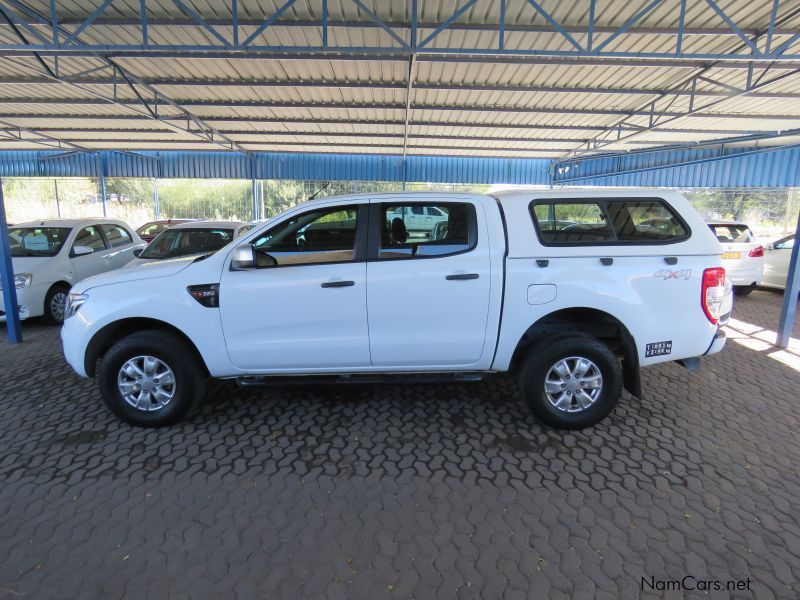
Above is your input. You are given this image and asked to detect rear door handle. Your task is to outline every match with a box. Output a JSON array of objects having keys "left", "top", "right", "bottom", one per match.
[
  {"left": 446, "top": 273, "right": 480, "bottom": 281},
  {"left": 321, "top": 280, "right": 355, "bottom": 288}
]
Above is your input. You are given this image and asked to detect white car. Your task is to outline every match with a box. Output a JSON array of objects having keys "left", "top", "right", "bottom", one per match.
[
  {"left": 706, "top": 220, "right": 764, "bottom": 295},
  {"left": 761, "top": 234, "right": 796, "bottom": 289},
  {"left": 127, "top": 221, "right": 250, "bottom": 266},
  {"left": 1, "top": 218, "right": 143, "bottom": 324},
  {"left": 62, "top": 190, "right": 731, "bottom": 429}
]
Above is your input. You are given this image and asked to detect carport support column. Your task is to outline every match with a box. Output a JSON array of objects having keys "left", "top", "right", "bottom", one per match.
[
  {"left": 153, "top": 178, "right": 160, "bottom": 220},
  {"left": 99, "top": 152, "right": 108, "bottom": 217},
  {"left": 0, "top": 177, "right": 22, "bottom": 343},
  {"left": 776, "top": 210, "right": 800, "bottom": 348},
  {"left": 250, "top": 155, "right": 259, "bottom": 221}
]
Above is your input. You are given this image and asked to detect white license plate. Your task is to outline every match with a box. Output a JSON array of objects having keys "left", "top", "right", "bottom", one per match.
[{"left": 722, "top": 251, "right": 742, "bottom": 260}]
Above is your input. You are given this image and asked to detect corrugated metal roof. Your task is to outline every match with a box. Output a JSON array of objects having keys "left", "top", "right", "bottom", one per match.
[{"left": 0, "top": 0, "right": 798, "bottom": 173}]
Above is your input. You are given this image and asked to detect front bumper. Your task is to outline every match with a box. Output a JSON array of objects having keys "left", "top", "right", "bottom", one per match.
[{"left": 0, "top": 290, "right": 31, "bottom": 322}]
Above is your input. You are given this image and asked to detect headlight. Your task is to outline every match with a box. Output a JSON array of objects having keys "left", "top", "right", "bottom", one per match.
[
  {"left": 0, "top": 273, "right": 32, "bottom": 291},
  {"left": 64, "top": 292, "right": 88, "bottom": 319}
]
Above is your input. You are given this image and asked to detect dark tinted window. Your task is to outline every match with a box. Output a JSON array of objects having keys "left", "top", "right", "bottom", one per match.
[
  {"left": 531, "top": 199, "right": 689, "bottom": 245},
  {"left": 251, "top": 206, "right": 358, "bottom": 266},
  {"left": 73, "top": 226, "right": 107, "bottom": 252},
  {"left": 380, "top": 203, "right": 475, "bottom": 259}
]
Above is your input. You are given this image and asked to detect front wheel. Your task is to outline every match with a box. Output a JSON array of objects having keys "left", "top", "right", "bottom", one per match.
[
  {"left": 97, "top": 330, "right": 206, "bottom": 427},
  {"left": 42, "top": 284, "right": 70, "bottom": 325},
  {"left": 519, "top": 334, "right": 622, "bottom": 430}
]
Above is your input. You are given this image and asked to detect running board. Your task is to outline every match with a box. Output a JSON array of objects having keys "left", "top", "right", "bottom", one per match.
[{"left": 235, "top": 372, "right": 486, "bottom": 387}]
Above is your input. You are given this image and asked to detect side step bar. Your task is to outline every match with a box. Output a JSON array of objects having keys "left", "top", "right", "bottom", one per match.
[{"left": 235, "top": 372, "right": 486, "bottom": 388}]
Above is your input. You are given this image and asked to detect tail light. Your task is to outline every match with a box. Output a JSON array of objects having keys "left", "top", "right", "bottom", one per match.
[
  {"left": 748, "top": 245, "right": 764, "bottom": 257},
  {"left": 701, "top": 267, "right": 726, "bottom": 324}
]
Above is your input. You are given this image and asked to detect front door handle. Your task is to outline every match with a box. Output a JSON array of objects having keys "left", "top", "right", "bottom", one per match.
[
  {"left": 446, "top": 273, "right": 480, "bottom": 281},
  {"left": 321, "top": 280, "right": 355, "bottom": 288}
]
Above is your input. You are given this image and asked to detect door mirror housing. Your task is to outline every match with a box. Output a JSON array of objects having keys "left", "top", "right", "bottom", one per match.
[
  {"left": 230, "top": 244, "right": 257, "bottom": 270},
  {"left": 72, "top": 245, "right": 94, "bottom": 257}
]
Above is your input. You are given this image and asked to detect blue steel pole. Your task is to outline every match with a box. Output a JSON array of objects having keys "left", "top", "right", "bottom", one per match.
[
  {"left": 0, "top": 177, "right": 22, "bottom": 343},
  {"left": 776, "top": 208, "right": 800, "bottom": 348},
  {"left": 99, "top": 152, "right": 108, "bottom": 217}
]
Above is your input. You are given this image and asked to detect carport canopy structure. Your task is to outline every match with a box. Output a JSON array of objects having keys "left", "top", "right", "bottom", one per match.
[{"left": 0, "top": 0, "right": 799, "bottom": 345}]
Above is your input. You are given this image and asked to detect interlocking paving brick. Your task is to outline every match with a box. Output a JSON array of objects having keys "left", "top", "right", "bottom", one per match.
[{"left": 0, "top": 289, "right": 799, "bottom": 599}]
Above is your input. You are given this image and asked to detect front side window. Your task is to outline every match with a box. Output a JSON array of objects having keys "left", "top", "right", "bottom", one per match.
[
  {"left": 708, "top": 224, "right": 753, "bottom": 243},
  {"left": 73, "top": 226, "right": 107, "bottom": 253},
  {"left": 8, "top": 227, "right": 71, "bottom": 257},
  {"left": 140, "top": 228, "right": 235, "bottom": 259},
  {"left": 380, "top": 203, "right": 475, "bottom": 259},
  {"left": 101, "top": 224, "right": 132, "bottom": 248},
  {"left": 531, "top": 198, "right": 689, "bottom": 245},
  {"left": 251, "top": 205, "right": 359, "bottom": 266}
]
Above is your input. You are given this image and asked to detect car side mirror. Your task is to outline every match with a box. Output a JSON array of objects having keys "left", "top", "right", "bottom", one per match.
[
  {"left": 230, "top": 243, "right": 257, "bottom": 270},
  {"left": 72, "top": 245, "right": 94, "bottom": 257},
  {"left": 133, "top": 248, "right": 143, "bottom": 257}
]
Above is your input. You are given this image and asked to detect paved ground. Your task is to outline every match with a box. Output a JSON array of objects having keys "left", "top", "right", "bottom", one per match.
[{"left": 1, "top": 290, "right": 799, "bottom": 600}]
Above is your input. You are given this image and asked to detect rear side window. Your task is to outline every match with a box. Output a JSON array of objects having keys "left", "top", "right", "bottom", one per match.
[
  {"left": 708, "top": 224, "right": 753, "bottom": 243},
  {"left": 380, "top": 203, "right": 476, "bottom": 259},
  {"left": 101, "top": 224, "right": 132, "bottom": 248},
  {"left": 530, "top": 198, "right": 689, "bottom": 245}
]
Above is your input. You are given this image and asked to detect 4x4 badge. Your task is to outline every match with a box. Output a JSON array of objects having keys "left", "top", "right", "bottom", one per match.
[{"left": 653, "top": 269, "right": 692, "bottom": 280}]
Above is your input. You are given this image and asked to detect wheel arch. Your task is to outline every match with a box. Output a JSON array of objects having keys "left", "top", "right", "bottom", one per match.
[
  {"left": 510, "top": 307, "right": 641, "bottom": 398},
  {"left": 84, "top": 317, "right": 210, "bottom": 378}
]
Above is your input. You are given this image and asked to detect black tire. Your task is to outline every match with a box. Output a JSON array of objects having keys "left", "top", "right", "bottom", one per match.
[
  {"left": 97, "top": 330, "right": 206, "bottom": 427},
  {"left": 42, "top": 283, "right": 70, "bottom": 325},
  {"left": 519, "top": 334, "right": 622, "bottom": 430},
  {"left": 734, "top": 285, "right": 754, "bottom": 296}
]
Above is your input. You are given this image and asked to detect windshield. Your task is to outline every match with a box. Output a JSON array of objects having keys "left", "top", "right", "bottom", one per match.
[
  {"left": 709, "top": 224, "right": 753, "bottom": 243},
  {"left": 140, "top": 227, "right": 235, "bottom": 259},
  {"left": 8, "top": 227, "right": 72, "bottom": 257}
]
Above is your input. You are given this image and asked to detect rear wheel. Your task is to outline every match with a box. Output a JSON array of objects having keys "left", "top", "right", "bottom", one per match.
[
  {"left": 519, "top": 334, "right": 622, "bottom": 430},
  {"left": 42, "top": 284, "right": 70, "bottom": 325},
  {"left": 97, "top": 330, "right": 206, "bottom": 427}
]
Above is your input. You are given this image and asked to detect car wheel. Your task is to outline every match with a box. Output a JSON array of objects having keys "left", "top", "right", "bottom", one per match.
[
  {"left": 43, "top": 284, "right": 70, "bottom": 325},
  {"left": 734, "top": 285, "right": 754, "bottom": 296},
  {"left": 519, "top": 334, "right": 622, "bottom": 430},
  {"left": 97, "top": 330, "right": 206, "bottom": 427}
]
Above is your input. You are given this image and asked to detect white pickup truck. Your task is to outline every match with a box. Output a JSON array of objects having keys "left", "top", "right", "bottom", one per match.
[{"left": 61, "top": 190, "right": 732, "bottom": 429}]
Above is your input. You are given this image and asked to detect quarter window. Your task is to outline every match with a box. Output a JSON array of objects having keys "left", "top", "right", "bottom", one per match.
[
  {"left": 101, "top": 224, "right": 132, "bottom": 248},
  {"left": 251, "top": 205, "right": 359, "bottom": 266},
  {"left": 380, "top": 203, "right": 475, "bottom": 259},
  {"left": 73, "top": 225, "right": 107, "bottom": 253},
  {"left": 531, "top": 199, "right": 689, "bottom": 245}
]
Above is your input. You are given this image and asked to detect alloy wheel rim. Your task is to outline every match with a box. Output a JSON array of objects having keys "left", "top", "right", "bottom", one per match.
[
  {"left": 50, "top": 292, "right": 67, "bottom": 322},
  {"left": 544, "top": 356, "right": 603, "bottom": 413},
  {"left": 117, "top": 355, "right": 177, "bottom": 412}
]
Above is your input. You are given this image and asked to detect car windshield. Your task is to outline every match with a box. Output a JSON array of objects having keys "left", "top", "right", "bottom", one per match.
[
  {"left": 709, "top": 224, "right": 752, "bottom": 243},
  {"left": 8, "top": 226, "right": 72, "bottom": 257},
  {"left": 140, "top": 227, "right": 235, "bottom": 259}
]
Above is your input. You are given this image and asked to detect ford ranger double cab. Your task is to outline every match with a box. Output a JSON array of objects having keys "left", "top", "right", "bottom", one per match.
[{"left": 61, "top": 190, "right": 732, "bottom": 429}]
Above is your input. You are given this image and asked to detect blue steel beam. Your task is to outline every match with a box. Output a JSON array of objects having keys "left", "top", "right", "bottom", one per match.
[
  {"left": 0, "top": 176, "right": 22, "bottom": 343},
  {"left": 777, "top": 208, "right": 800, "bottom": 347}
]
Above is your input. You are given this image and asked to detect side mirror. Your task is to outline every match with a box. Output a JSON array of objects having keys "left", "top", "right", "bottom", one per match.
[
  {"left": 230, "top": 243, "right": 257, "bottom": 270},
  {"left": 133, "top": 248, "right": 143, "bottom": 257},
  {"left": 72, "top": 245, "right": 94, "bottom": 257}
]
